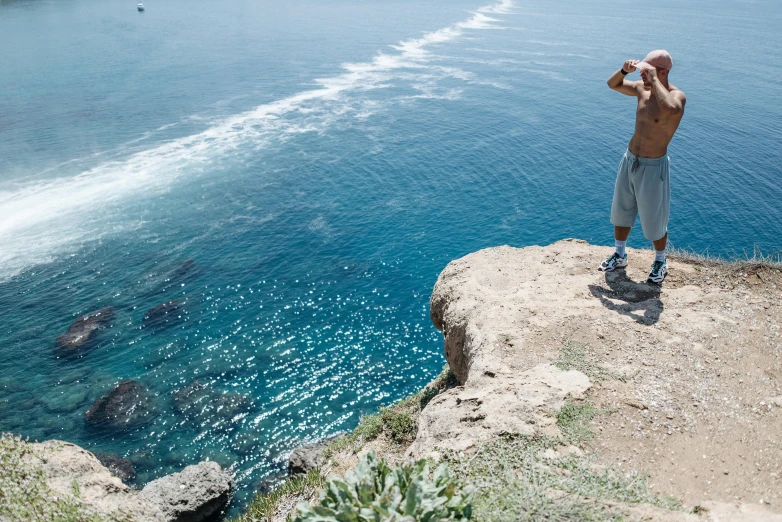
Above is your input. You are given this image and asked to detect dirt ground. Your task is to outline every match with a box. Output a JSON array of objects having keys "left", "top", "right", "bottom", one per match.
[{"left": 547, "top": 250, "right": 782, "bottom": 511}]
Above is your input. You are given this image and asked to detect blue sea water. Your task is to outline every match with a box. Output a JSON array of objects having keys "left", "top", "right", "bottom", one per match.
[{"left": 1, "top": 0, "right": 781, "bottom": 513}]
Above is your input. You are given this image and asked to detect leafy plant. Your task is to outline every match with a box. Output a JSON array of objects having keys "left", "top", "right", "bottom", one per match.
[{"left": 293, "top": 450, "right": 474, "bottom": 521}]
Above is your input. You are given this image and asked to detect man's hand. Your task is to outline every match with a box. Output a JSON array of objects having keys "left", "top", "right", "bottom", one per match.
[
  {"left": 644, "top": 67, "right": 658, "bottom": 83},
  {"left": 608, "top": 60, "right": 642, "bottom": 96}
]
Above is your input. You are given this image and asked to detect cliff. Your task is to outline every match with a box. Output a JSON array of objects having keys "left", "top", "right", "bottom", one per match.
[{"left": 274, "top": 240, "right": 782, "bottom": 521}]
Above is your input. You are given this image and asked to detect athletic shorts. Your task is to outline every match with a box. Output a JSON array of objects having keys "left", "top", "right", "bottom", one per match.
[{"left": 610, "top": 149, "right": 670, "bottom": 242}]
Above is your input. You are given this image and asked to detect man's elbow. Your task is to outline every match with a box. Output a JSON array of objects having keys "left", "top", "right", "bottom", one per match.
[{"left": 667, "top": 105, "right": 683, "bottom": 115}]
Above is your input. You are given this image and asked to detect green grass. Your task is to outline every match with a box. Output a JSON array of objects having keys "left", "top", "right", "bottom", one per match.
[
  {"left": 556, "top": 399, "right": 600, "bottom": 445},
  {"left": 228, "top": 469, "right": 326, "bottom": 522},
  {"left": 0, "top": 433, "right": 135, "bottom": 522},
  {"left": 443, "top": 435, "right": 682, "bottom": 522},
  {"left": 555, "top": 342, "right": 613, "bottom": 385}
]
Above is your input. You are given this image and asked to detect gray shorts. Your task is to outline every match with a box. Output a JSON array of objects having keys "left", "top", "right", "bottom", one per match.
[{"left": 610, "top": 149, "right": 670, "bottom": 241}]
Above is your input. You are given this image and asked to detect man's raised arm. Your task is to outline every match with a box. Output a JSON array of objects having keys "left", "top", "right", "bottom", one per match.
[{"left": 607, "top": 59, "right": 641, "bottom": 97}]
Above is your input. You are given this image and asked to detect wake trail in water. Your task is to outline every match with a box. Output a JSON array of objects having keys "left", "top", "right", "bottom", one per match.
[{"left": 0, "top": 0, "right": 514, "bottom": 282}]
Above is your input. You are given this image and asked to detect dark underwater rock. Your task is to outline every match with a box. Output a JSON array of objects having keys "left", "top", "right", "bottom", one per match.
[
  {"left": 93, "top": 451, "right": 136, "bottom": 482},
  {"left": 143, "top": 299, "right": 185, "bottom": 326},
  {"left": 128, "top": 449, "right": 157, "bottom": 470},
  {"left": 56, "top": 307, "right": 114, "bottom": 352},
  {"left": 172, "top": 381, "right": 250, "bottom": 421},
  {"left": 84, "top": 380, "right": 155, "bottom": 430}
]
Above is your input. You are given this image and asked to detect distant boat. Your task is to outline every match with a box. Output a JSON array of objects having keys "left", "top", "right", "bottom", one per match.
[{"left": 137, "top": 3, "right": 144, "bottom": 11}]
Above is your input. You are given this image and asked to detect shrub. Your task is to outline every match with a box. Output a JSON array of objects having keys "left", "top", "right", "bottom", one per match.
[
  {"left": 293, "top": 450, "right": 474, "bottom": 521},
  {"left": 380, "top": 408, "right": 417, "bottom": 443}
]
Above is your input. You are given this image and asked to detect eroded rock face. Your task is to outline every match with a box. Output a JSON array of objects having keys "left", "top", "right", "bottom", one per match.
[
  {"left": 93, "top": 451, "right": 136, "bottom": 482},
  {"left": 55, "top": 307, "right": 114, "bottom": 352},
  {"left": 139, "top": 461, "right": 233, "bottom": 522},
  {"left": 409, "top": 364, "right": 590, "bottom": 456},
  {"left": 29, "top": 440, "right": 165, "bottom": 521},
  {"left": 85, "top": 380, "right": 156, "bottom": 430}
]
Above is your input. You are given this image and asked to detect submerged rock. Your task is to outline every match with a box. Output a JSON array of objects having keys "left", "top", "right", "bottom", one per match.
[
  {"left": 143, "top": 299, "right": 186, "bottom": 326},
  {"left": 84, "top": 380, "right": 156, "bottom": 430},
  {"left": 93, "top": 451, "right": 136, "bottom": 482},
  {"left": 139, "top": 461, "right": 232, "bottom": 522},
  {"left": 172, "top": 381, "right": 250, "bottom": 421},
  {"left": 55, "top": 307, "right": 114, "bottom": 352}
]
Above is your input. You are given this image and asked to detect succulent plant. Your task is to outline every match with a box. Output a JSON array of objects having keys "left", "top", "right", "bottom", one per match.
[{"left": 293, "top": 449, "right": 474, "bottom": 521}]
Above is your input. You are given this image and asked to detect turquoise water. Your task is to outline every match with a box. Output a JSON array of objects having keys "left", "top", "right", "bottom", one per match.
[{"left": 1, "top": 0, "right": 781, "bottom": 512}]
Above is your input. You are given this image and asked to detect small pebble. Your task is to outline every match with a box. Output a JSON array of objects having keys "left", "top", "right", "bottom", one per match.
[{"left": 723, "top": 469, "right": 729, "bottom": 475}]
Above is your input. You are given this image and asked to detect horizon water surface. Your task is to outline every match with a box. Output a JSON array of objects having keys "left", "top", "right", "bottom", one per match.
[{"left": 1, "top": 0, "right": 781, "bottom": 514}]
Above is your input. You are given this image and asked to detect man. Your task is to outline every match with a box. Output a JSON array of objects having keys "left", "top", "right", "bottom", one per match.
[{"left": 599, "top": 50, "right": 686, "bottom": 283}]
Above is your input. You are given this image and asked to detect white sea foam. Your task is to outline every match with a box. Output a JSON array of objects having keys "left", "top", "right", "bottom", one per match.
[{"left": 0, "top": 0, "right": 514, "bottom": 282}]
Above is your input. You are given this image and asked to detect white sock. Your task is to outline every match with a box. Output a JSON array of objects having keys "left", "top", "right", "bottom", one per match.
[
  {"left": 615, "top": 240, "right": 626, "bottom": 257},
  {"left": 655, "top": 249, "right": 666, "bottom": 263}
]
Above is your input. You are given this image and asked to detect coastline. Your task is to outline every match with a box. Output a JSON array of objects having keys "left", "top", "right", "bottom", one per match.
[{"left": 4, "top": 240, "right": 782, "bottom": 521}]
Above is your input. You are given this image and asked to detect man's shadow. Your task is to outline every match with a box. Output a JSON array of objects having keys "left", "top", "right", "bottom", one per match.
[{"left": 588, "top": 270, "right": 663, "bottom": 325}]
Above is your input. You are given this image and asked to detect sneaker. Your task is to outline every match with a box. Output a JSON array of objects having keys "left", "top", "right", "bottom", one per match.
[
  {"left": 647, "top": 259, "right": 668, "bottom": 283},
  {"left": 598, "top": 252, "right": 628, "bottom": 272}
]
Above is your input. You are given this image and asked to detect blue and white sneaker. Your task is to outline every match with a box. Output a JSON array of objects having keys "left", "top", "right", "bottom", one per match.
[
  {"left": 598, "top": 252, "right": 628, "bottom": 272},
  {"left": 647, "top": 260, "right": 668, "bottom": 284}
]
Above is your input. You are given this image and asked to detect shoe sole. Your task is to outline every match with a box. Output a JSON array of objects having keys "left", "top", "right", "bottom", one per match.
[{"left": 598, "top": 262, "right": 628, "bottom": 272}]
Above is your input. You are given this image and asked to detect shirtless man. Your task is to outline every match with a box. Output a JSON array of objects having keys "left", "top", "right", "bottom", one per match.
[{"left": 599, "top": 50, "right": 686, "bottom": 283}]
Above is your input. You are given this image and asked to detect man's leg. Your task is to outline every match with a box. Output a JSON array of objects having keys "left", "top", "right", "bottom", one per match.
[
  {"left": 652, "top": 232, "right": 667, "bottom": 252},
  {"left": 613, "top": 225, "right": 631, "bottom": 258},
  {"left": 615, "top": 226, "right": 631, "bottom": 241},
  {"left": 601, "top": 152, "right": 635, "bottom": 271}
]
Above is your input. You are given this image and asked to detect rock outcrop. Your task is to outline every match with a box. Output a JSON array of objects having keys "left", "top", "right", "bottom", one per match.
[
  {"left": 139, "top": 461, "right": 233, "bottom": 522},
  {"left": 409, "top": 240, "right": 782, "bottom": 517},
  {"left": 24, "top": 440, "right": 165, "bottom": 521},
  {"left": 10, "top": 439, "right": 232, "bottom": 522},
  {"left": 288, "top": 443, "right": 328, "bottom": 476},
  {"left": 288, "top": 433, "right": 347, "bottom": 476},
  {"left": 55, "top": 307, "right": 114, "bottom": 352},
  {"left": 85, "top": 380, "right": 156, "bottom": 430}
]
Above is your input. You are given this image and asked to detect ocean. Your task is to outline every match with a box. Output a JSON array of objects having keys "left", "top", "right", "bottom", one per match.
[{"left": 1, "top": 0, "right": 780, "bottom": 513}]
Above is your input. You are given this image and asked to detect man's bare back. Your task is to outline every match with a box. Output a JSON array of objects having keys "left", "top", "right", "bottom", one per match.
[{"left": 607, "top": 59, "right": 686, "bottom": 158}]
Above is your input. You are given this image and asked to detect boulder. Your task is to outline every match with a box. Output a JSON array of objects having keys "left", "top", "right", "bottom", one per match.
[
  {"left": 288, "top": 433, "right": 345, "bottom": 476},
  {"left": 288, "top": 443, "right": 327, "bottom": 476},
  {"left": 85, "top": 380, "right": 156, "bottom": 430},
  {"left": 139, "top": 461, "right": 233, "bottom": 522},
  {"left": 93, "top": 451, "right": 136, "bottom": 482},
  {"left": 55, "top": 307, "right": 114, "bottom": 351}
]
